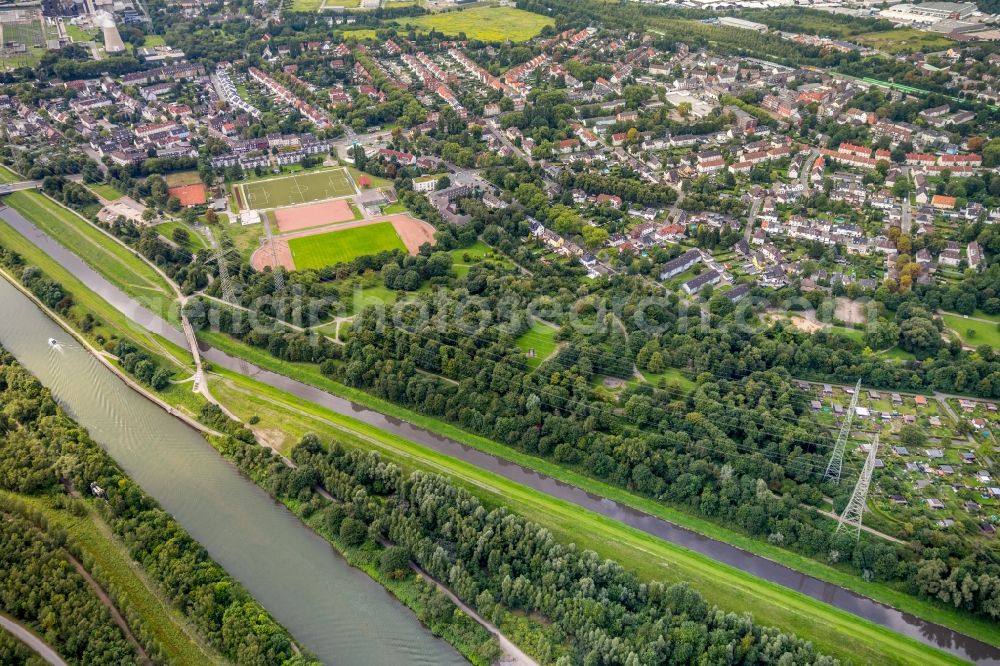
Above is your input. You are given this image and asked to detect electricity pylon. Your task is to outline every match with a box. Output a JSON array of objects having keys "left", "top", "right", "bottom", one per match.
[
  {"left": 824, "top": 378, "right": 862, "bottom": 483},
  {"left": 836, "top": 434, "right": 880, "bottom": 539}
]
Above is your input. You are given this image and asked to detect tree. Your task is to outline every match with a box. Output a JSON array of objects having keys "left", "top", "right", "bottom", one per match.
[
  {"left": 898, "top": 424, "right": 926, "bottom": 448},
  {"left": 379, "top": 546, "right": 411, "bottom": 579}
]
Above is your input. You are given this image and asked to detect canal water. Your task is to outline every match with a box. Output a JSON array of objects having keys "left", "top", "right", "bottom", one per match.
[
  {"left": 2, "top": 205, "right": 998, "bottom": 665},
  {"left": 0, "top": 278, "right": 466, "bottom": 666}
]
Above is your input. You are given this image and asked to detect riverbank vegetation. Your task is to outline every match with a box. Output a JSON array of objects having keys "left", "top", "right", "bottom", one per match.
[
  {"left": 0, "top": 347, "right": 314, "bottom": 666},
  {"left": 225, "top": 433, "right": 837, "bottom": 665},
  {"left": 215, "top": 433, "right": 503, "bottom": 666},
  {"left": 5, "top": 173, "right": 999, "bottom": 655},
  {"left": 2, "top": 490, "right": 226, "bottom": 665},
  {"left": 0, "top": 497, "right": 137, "bottom": 664}
]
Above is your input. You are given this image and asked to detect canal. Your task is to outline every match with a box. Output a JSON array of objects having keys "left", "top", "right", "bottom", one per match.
[
  {"left": 0, "top": 277, "right": 467, "bottom": 666},
  {"left": 2, "top": 205, "right": 998, "bottom": 665}
]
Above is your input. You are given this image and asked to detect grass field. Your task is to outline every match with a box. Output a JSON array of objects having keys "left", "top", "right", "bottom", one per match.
[
  {"left": 238, "top": 168, "right": 355, "bottom": 209},
  {"left": 394, "top": 6, "right": 553, "bottom": 42},
  {"left": 4, "top": 192, "right": 176, "bottom": 321},
  {"left": 4, "top": 492, "right": 224, "bottom": 665},
  {"left": 289, "top": 222, "right": 405, "bottom": 269},
  {"left": 942, "top": 312, "right": 1000, "bottom": 348},
  {"left": 154, "top": 221, "right": 208, "bottom": 251},
  {"left": 515, "top": 320, "right": 559, "bottom": 369},
  {"left": 290, "top": 0, "right": 336, "bottom": 10},
  {"left": 143, "top": 34, "right": 166, "bottom": 47},
  {"left": 64, "top": 22, "right": 98, "bottom": 42},
  {"left": 855, "top": 29, "right": 955, "bottom": 54},
  {"left": 164, "top": 171, "right": 203, "bottom": 188},
  {"left": 89, "top": 183, "right": 125, "bottom": 201},
  {"left": 341, "top": 28, "right": 377, "bottom": 40}
]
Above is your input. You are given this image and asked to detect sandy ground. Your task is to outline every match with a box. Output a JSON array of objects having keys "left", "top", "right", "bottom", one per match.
[
  {"left": 251, "top": 237, "right": 294, "bottom": 271},
  {"left": 835, "top": 297, "right": 868, "bottom": 325},
  {"left": 250, "top": 214, "right": 435, "bottom": 271},
  {"left": 764, "top": 309, "right": 824, "bottom": 333},
  {"left": 275, "top": 199, "right": 355, "bottom": 232}
]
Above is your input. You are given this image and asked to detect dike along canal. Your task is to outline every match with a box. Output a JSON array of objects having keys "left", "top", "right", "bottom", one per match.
[
  {"left": 2, "top": 205, "right": 998, "bottom": 665},
  {"left": 0, "top": 263, "right": 466, "bottom": 662}
]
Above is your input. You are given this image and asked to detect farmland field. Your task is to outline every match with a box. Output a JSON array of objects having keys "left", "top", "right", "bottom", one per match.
[
  {"left": 237, "top": 168, "right": 356, "bottom": 209},
  {"left": 288, "top": 221, "right": 405, "bottom": 268},
  {"left": 394, "top": 6, "right": 554, "bottom": 42}
]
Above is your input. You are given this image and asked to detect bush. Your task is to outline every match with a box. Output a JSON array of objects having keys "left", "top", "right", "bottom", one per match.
[{"left": 339, "top": 517, "right": 367, "bottom": 546}]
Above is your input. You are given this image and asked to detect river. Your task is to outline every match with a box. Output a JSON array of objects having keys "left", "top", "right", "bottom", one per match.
[
  {"left": 0, "top": 278, "right": 466, "bottom": 666},
  {"left": 2, "top": 205, "right": 998, "bottom": 665}
]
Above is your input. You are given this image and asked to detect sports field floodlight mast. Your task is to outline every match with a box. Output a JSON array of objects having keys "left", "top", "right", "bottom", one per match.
[
  {"left": 824, "top": 378, "right": 862, "bottom": 484},
  {"left": 836, "top": 434, "right": 880, "bottom": 540}
]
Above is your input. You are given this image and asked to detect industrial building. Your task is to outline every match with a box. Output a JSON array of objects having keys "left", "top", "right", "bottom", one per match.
[
  {"left": 879, "top": 2, "right": 977, "bottom": 25},
  {"left": 716, "top": 16, "right": 769, "bottom": 32}
]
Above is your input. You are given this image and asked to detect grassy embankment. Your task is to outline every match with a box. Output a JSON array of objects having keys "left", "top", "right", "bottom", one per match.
[
  {"left": 0, "top": 164, "right": 21, "bottom": 183},
  {"left": 1, "top": 491, "right": 225, "bottom": 665},
  {"left": 3, "top": 191, "right": 178, "bottom": 324},
  {"left": 195, "top": 326, "right": 999, "bottom": 657},
  {"left": 0, "top": 217, "right": 201, "bottom": 416},
  {"left": 3, "top": 195, "right": 994, "bottom": 660},
  {"left": 204, "top": 364, "right": 967, "bottom": 666}
]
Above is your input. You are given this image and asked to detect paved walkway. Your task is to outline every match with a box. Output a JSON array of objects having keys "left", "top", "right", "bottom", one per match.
[{"left": 0, "top": 613, "right": 68, "bottom": 666}]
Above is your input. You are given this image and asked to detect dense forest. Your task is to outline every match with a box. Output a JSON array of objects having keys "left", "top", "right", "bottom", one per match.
[
  {"left": 0, "top": 347, "right": 315, "bottom": 666},
  {"left": 0, "top": 497, "right": 136, "bottom": 664},
  {"left": 220, "top": 431, "right": 837, "bottom": 666}
]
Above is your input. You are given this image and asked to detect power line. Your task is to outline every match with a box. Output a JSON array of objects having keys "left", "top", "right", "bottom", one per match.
[
  {"left": 837, "top": 434, "right": 880, "bottom": 540},
  {"left": 824, "top": 378, "right": 861, "bottom": 484}
]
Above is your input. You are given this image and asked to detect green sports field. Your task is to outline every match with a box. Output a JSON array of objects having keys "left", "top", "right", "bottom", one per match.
[
  {"left": 289, "top": 222, "right": 405, "bottom": 268},
  {"left": 238, "top": 168, "right": 356, "bottom": 209}
]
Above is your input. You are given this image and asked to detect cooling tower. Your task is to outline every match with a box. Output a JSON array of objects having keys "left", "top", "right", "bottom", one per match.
[{"left": 97, "top": 12, "right": 125, "bottom": 54}]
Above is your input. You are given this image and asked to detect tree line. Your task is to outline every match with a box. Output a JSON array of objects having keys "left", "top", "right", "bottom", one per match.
[{"left": 237, "top": 435, "right": 838, "bottom": 665}]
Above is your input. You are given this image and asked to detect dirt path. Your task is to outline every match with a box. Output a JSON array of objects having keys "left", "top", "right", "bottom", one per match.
[
  {"left": 801, "top": 504, "right": 905, "bottom": 544},
  {"left": 66, "top": 553, "right": 153, "bottom": 665}
]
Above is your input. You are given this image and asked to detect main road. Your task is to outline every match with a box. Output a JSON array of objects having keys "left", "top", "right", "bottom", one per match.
[{"left": 1, "top": 204, "right": 998, "bottom": 665}]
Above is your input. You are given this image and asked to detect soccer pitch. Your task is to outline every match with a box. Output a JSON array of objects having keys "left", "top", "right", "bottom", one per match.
[
  {"left": 288, "top": 222, "right": 406, "bottom": 268},
  {"left": 238, "top": 168, "right": 356, "bottom": 209}
]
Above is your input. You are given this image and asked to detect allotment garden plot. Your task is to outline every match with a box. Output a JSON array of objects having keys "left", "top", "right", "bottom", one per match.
[{"left": 235, "top": 168, "right": 356, "bottom": 210}]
